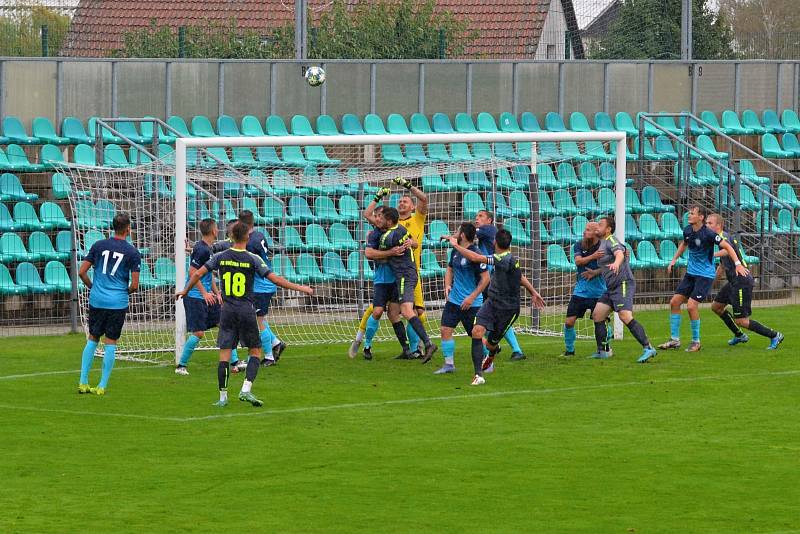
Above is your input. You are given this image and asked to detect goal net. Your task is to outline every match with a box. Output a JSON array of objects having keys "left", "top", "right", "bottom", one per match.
[{"left": 61, "top": 130, "right": 627, "bottom": 363}]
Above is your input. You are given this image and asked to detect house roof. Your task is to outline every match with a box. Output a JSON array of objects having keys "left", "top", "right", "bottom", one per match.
[
  {"left": 581, "top": 0, "right": 621, "bottom": 39},
  {"left": 62, "top": 0, "right": 568, "bottom": 59}
]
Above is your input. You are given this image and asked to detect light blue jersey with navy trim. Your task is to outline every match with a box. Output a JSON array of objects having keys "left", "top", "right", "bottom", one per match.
[
  {"left": 572, "top": 240, "right": 606, "bottom": 299},
  {"left": 683, "top": 224, "right": 722, "bottom": 279},
  {"left": 187, "top": 239, "right": 214, "bottom": 299},
  {"left": 247, "top": 230, "right": 277, "bottom": 294},
  {"left": 85, "top": 237, "right": 141, "bottom": 309},
  {"left": 367, "top": 228, "right": 396, "bottom": 284},
  {"left": 448, "top": 245, "right": 487, "bottom": 307}
]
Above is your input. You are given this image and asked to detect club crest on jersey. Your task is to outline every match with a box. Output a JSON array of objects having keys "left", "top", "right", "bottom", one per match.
[
  {"left": 694, "top": 238, "right": 701, "bottom": 247},
  {"left": 460, "top": 258, "right": 467, "bottom": 266},
  {"left": 480, "top": 263, "right": 487, "bottom": 269}
]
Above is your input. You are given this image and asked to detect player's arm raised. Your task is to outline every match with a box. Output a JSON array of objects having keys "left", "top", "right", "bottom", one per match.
[
  {"left": 521, "top": 275, "right": 545, "bottom": 309},
  {"left": 393, "top": 177, "right": 428, "bottom": 215},
  {"left": 667, "top": 241, "right": 687, "bottom": 275},
  {"left": 364, "top": 187, "right": 390, "bottom": 227},
  {"left": 444, "top": 236, "right": 487, "bottom": 264}
]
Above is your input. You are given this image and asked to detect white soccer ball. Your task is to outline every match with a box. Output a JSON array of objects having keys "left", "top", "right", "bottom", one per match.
[{"left": 305, "top": 66, "right": 326, "bottom": 87}]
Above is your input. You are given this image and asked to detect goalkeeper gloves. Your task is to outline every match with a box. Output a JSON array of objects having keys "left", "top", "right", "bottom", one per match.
[
  {"left": 393, "top": 176, "right": 413, "bottom": 190},
  {"left": 373, "top": 187, "right": 390, "bottom": 203}
]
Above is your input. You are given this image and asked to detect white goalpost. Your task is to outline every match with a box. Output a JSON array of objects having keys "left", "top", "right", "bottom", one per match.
[{"left": 64, "top": 129, "right": 627, "bottom": 364}]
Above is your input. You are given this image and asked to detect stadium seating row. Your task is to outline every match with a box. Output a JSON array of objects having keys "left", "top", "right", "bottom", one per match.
[{"left": 4, "top": 109, "right": 800, "bottom": 146}]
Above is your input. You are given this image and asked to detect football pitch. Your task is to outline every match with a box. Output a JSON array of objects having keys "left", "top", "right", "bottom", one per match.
[{"left": 1, "top": 306, "right": 798, "bottom": 533}]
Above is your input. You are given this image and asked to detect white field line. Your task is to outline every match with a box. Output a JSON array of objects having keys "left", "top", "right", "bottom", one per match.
[
  {"left": 0, "top": 369, "right": 797, "bottom": 423},
  {"left": 0, "top": 364, "right": 169, "bottom": 381}
]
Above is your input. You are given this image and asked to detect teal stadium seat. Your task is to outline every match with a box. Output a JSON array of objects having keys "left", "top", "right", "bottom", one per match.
[
  {"left": 655, "top": 114, "right": 682, "bottom": 136},
  {"left": 432, "top": 113, "right": 455, "bottom": 134},
  {"left": 1, "top": 173, "right": 38, "bottom": 201},
  {"left": 405, "top": 143, "right": 430, "bottom": 163},
  {"left": 463, "top": 191, "right": 486, "bottom": 220},
  {"left": 297, "top": 254, "right": 333, "bottom": 283},
  {"left": 6, "top": 144, "right": 45, "bottom": 172},
  {"left": 762, "top": 133, "right": 794, "bottom": 159},
  {"left": 410, "top": 113, "right": 434, "bottom": 134},
  {"left": 217, "top": 115, "right": 242, "bottom": 137},
  {"left": 290, "top": 115, "right": 315, "bottom": 136},
  {"left": 330, "top": 223, "right": 358, "bottom": 251},
  {"left": 3, "top": 117, "right": 39, "bottom": 144},
  {"left": 141, "top": 117, "right": 176, "bottom": 144},
  {"left": 680, "top": 113, "right": 712, "bottom": 136},
  {"left": 347, "top": 251, "right": 373, "bottom": 280},
  {"left": 477, "top": 112, "right": 500, "bottom": 133},
  {"left": 455, "top": 113, "right": 478, "bottom": 134},
  {"left": 387, "top": 114, "right": 411, "bottom": 134},
  {"left": 322, "top": 252, "right": 355, "bottom": 280},
  {"left": 720, "top": 110, "right": 752, "bottom": 135},
  {"left": 44, "top": 260, "right": 72, "bottom": 291},
  {"left": 315, "top": 115, "right": 340, "bottom": 136},
  {"left": 420, "top": 249, "right": 446, "bottom": 279},
  {"left": 781, "top": 133, "right": 800, "bottom": 157},
  {"left": 0, "top": 204, "right": 21, "bottom": 231},
  {"left": 547, "top": 244, "right": 576, "bottom": 272},
  {"left": 497, "top": 112, "right": 521, "bottom": 133},
  {"left": 13, "top": 202, "right": 47, "bottom": 231},
  {"left": 1, "top": 232, "right": 39, "bottom": 262},
  {"left": 762, "top": 109, "right": 786, "bottom": 134},
  {"left": 520, "top": 112, "right": 542, "bottom": 133},
  {"left": 305, "top": 224, "right": 333, "bottom": 252},
  {"left": 545, "top": 112, "right": 567, "bottom": 132},
  {"left": 39, "top": 202, "right": 71, "bottom": 230},
  {"left": 73, "top": 144, "right": 96, "bottom": 166},
  {"left": 364, "top": 114, "right": 388, "bottom": 135},
  {"left": 777, "top": 183, "right": 800, "bottom": 209},
  {"left": 33, "top": 117, "right": 69, "bottom": 145},
  {"left": 342, "top": 114, "right": 366, "bottom": 135},
  {"left": 741, "top": 110, "right": 767, "bottom": 135},
  {"left": 569, "top": 112, "right": 592, "bottom": 132},
  {"left": 467, "top": 168, "right": 491, "bottom": 190},
  {"left": 781, "top": 109, "right": 800, "bottom": 134},
  {"left": 116, "top": 119, "right": 147, "bottom": 144},
  {"left": 241, "top": 115, "right": 266, "bottom": 137},
  {"left": 266, "top": 115, "right": 290, "bottom": 136},
  {"left": 637, "top": 214, "right": 663, "bottom": 240},
  {"left": 61, "top": 117, "right": 93, "bottom": 144},
  {"left": 593, "top": 112, "right": 615, "bottom": 132},
  {"left": 16, "top": 262, "right": 55, "bottom": 293},
  {"left": 641, "top": 185, "right": 674, "bottom": 213},
  {"left": 614, "top": 112, "right": 638, "bottom": 137},
  {"left": 190, "top": 116, "right": 216, "bottom": 137}
]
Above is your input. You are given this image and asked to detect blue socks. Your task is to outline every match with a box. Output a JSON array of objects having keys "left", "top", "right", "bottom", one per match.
[
  {"left": 98, "top": 344, "right": 116, "bottom": 389},
  {"left": 179, "top": 334, "right": 200, "bottom": 366},
  {"left": 504, "top": 328, "right": 522, "bottom": 353},
  {"left": 564, "top": 325, "right": 576, "bottom": 352},
  {"left": 669, "top": 313, "right": 682, "bottom": 340},
  {"left": 441, "top": 338, "right": 455, "bottom": 365},
  {"left": 260, "top": 326, "right": 273, "bottom": 357},
  {"left": 231, "top": 348, "right": 239, "bottom": 363},
  {"left": 406, "top": 322, "right": 420, "bottom": 352},
  {"left": 79, "top": 339, "right": 98, "bottom": 384},
  {"left": 364, "top": 316, "right": 380, "bottom": 349},
  {"left": 691, "top": 319, "right": 701, "bottom": 343}
]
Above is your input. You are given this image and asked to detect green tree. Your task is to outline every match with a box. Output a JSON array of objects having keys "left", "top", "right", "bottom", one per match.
[
  {"left": 0, "top": 3, "right": 70, "bottom": 57},
  {"left": 590, "top": 0, "right": 734, "bottom": 60},
  {"left": 114, "top": 0, "right": 476, "bottom": 59}
]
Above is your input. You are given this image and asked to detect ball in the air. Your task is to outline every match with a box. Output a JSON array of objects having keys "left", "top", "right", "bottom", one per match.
[{"left": 305, "top": 66, "right": 326, "bottom": 87}]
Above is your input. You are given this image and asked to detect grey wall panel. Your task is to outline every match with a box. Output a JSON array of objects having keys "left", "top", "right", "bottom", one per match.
[
  {"left": 739, "top": 63, "right": 778, "bottom": 112},
  {"left": 470, "top": 63, "right": 513, "bottom": 114},
  {"left": 695, "top": 63, "right": 735, "bottom": 114},
  {"left": 325, "top": 63, "right": 370, "bottom": 119},
  {"left": 3, "top": 61, "right": 57, "bottom": 127},
  {"left": 374, "top": 63, "right": 418, "bottom": 117},
  {"left": 779, "top": 63, "right": 794, "bottom": 111},
  {"left": 223, "top": 63, "right": 270, "bottom": 120},
  {"left": 117, "top": 62, "right": 167, "bottom": 119},
  {"left": 516, "top": 62, "right": 558, "bottom": 116},
  {"left": 607, "top": 63, "right": 648, "bottom": 116},
  {"left": 562, "top": 63, "right": 604, "bottom": 117},
  {"left": 62, "top": 61, "right": 112, "bottom": 121},
  {"left": 424, "top": 63, "right": 467, "bottom": 115},
  {"left": 170, "top": 62, "right": 219, "bottom": 120},
  {"left": 273, "top": 62, "right": 321, "bottom": 119},
  {"left": 652, "top": 63, "right": 691, "bottom": 112}
]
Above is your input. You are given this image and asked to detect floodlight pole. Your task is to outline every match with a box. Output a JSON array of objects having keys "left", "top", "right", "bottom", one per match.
[
  {"left": 295, "top": 0, "right": 308, "bottom": 66},
  {"left": 681, "top": 0, "right": 692, "bottom": 61}
]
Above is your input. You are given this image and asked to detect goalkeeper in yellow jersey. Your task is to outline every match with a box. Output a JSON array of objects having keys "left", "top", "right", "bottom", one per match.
[{"left": 349, "top": 176, "right": 429, "bottom": 359}]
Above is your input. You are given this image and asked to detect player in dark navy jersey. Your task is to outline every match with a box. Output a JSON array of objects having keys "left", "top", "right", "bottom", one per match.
[
  {"left": 379, "top": 207, "right": 438, "bottom": 363},
  {"left": 434, "top": 222, "right": 490, "bottom": 375},
  {"left": 660, "top": 205, "right": 749, "bottom": 352},
  {"left": 707, "top": 214, "right": 784, "bottom": 350},
  {"left": 178, "top": 222, "right": 313, "bottom": 408},
  {"left": 475, "top": 210, "right": 525, "bottom": 361},
  {"left": 239, "top": 210, "right": 285, "bottom": 367},
  {"left": 77, "top": 213, "right": 141, "bottom": 395},
  {"left": 446, "top": 228, "right": 544, "bottom": 386},
  {"left": 360, "top": 206, "right": 412, "bottom": 360}
]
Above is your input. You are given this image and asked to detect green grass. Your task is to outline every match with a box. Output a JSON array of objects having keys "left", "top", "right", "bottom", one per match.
[{"left": 1, "top": 306, "right": 798, "bottom": 533}]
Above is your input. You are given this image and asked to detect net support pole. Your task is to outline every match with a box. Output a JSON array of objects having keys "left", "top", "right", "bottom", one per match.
[
  {"left": 613, "top": 136, "right": 627, "bottom": 339},
  {"left": 174, "top": 139, "right": 188, "bottom": 364}
]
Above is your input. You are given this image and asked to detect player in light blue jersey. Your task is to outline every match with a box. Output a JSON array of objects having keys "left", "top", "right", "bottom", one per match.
[
  {"left": 239, "top": 210, "right": 285, "bottom": 367},
  {"left": 434, "top": 222, "right": 490, "bottom": 374},
  {"left": 361, "top": 206, "right": 413, "bottom": 360},
  {"left": 77, "top": 213, "right": 141, "bottom": 395},
  {"left": 474, "top": 210, "right": 526, "bottom": 361},
  {"left": 562, "top": 221, "right": 609, "bottom": 357},
  {"left": 660, "top": 205, "right": 749, "bottom": 352}
]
